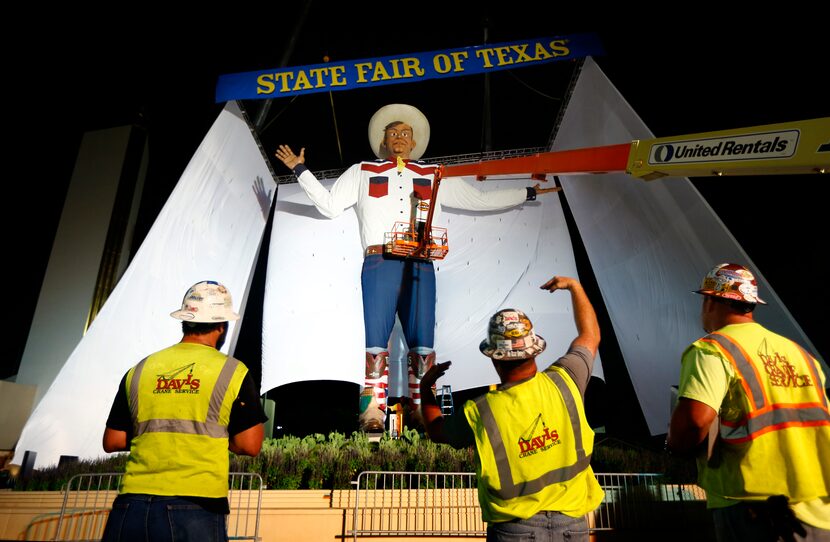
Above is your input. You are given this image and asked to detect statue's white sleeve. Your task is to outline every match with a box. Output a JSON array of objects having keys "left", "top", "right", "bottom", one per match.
[
  {"left": 439, "top": 177, "right": 527, "bottom": 211},
  {"left": 296, "top": 164, "right": 362, "bottom": 218}
]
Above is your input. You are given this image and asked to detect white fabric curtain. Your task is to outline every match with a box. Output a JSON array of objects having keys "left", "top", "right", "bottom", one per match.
[
  {"left": 555, "top": 58, "right": 822, "bottom": 435},
  {"left": 263, "top": 175, "right": 600, "bottom": 396},
  {"left": 14, "top": 102, "right": 276, "bottom": 467}
]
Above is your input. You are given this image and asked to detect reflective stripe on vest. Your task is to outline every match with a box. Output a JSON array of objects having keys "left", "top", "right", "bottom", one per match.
[
  {"left": 794, "top": 342, "right": 830, "bottom": 411},
  {"left": 705, "top": 333, "right": 830, "bottom": 443},
  {"left": 475, "top": 370, "right": 591, "bottom": 500},
  {"left": 129, "top": 355, "right": 241, "bottom": 439},
  {"left": 702, "top": 334, "right": 766, "bottom": 410}
]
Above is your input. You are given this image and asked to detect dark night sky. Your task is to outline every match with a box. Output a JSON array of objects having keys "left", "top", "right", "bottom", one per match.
[{"left": 6, "top": 9, "right": 828, "bottom": 383}]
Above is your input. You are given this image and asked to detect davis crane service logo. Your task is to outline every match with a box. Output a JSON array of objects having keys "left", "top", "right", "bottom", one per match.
[
  {"left": 517, "top": 413, "right": 561, "bottom": 458},
  {"left": 154, "top": 363, "right": 200, "bottom": 394},
  {"left": 649, "top": 130, "right": 799, "bottom": 165}
]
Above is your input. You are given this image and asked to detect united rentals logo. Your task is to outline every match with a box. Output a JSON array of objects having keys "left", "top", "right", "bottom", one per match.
[
  {"left": 758, "top": 339, "right": 812, "bottom": 388},
  {"left": 517, "top": 414, "right": 560, "bottom": 458},
  {"left": 649, "top": 130, "right": 799, "bottom": 165},
  {"left": 154, "top": 363, "right": 201, "bottom": 394}
]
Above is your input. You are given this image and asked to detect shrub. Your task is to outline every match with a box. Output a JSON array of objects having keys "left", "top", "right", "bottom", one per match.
[
  {"left": 14, "top": 454, "right": 128, "bottom": 491},
  {"left": 13, "top": 432, "right": 688, "bottom": 490}
]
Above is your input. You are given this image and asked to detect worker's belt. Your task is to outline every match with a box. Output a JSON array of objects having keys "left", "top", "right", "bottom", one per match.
[{"left": 365, "top": 245, "right": 385, "bottom": 256}]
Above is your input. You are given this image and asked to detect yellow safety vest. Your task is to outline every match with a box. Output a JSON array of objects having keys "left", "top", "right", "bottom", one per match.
[
  {"left": 693, "top": 323, "right": 830, "bottom": 502},
  {"left": 121, "top": 343, "right": 248, "bottom": 498},
  {"left": 464, "top": 366, "right": 604, "bottom": 523}
]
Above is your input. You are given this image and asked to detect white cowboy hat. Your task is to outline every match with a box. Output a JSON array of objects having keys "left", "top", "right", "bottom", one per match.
[{"left": 367, "top": 104, "right": 430, "bottom": 160}]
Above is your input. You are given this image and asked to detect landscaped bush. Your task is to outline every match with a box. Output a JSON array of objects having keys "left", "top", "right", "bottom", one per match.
[
  {"left": 12, "top": 431, "right": 695, "bottom": 490},
  {"left": 591, "top": 438, "right": 697, "bottom": 483},
  {"left": 230, "top": 430, "right": 476, "bottom": 489},
  {"left": 14, "top": 454, "right": 128, "bottom": 491}
]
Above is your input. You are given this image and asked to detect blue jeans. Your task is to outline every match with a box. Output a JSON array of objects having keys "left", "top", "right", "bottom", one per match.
[
  {"left": 487, "top": 511, "right": 589, "bottom": 541},
  {"left": 361, "top": 255, "right": 436, "bottom": 349},
  {"left": 101, "top": 494, "right": 228, "bottom": 542}
]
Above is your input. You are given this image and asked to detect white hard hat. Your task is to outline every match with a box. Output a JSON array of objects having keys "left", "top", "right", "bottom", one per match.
[{"left": 170, "top": 281, "right": 241, "bottom": 322}]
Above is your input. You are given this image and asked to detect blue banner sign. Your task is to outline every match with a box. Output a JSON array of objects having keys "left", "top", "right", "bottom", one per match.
[{"left": 216, "top": 33, "right": 604, "bottom": 103}]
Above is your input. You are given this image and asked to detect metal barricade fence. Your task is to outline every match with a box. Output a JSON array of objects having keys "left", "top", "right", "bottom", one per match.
[
  {"left": 349, "top": 471, "right": 486, "bottom": 539},
  {"left": 227, "top": 472, "right": 264, "bottom": 541},
  {"left": 590, "top": 473, "right": 706, "bottom": 532},
  {"left": 348, "top": 471, "right": 707, "bottom": 538},
  {"left": 53, "top": 472, "right": 263, "bottom": 542},
  {"left": 54, "top": 472, "right": 122, "bottom": 542}
]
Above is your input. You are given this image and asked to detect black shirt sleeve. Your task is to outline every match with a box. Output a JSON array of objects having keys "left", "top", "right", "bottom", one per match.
[
  {"left": 106, "top": 372, "right": 133, "bottom": 437},
  {"left": 228, "top": 372, "right": 268, "bottom": 437}
]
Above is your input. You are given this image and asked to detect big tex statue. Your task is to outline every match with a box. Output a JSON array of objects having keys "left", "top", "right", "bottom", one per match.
[{"left": 276, "top": 104, "right": 559, "bottom": 431}]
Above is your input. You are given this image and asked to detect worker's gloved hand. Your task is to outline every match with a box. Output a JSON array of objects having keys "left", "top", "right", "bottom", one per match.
[{"left": 764, "top": 496, "right": 806, "bottom": 542}]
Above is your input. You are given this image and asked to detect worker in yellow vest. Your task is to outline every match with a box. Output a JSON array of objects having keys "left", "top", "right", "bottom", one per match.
[
  {"left": 420, "top": 276, "right": 604, "bottom": 541},
  {"left": 100, "top": 281, "right": 266, "bottom": 542},
  {"left": 668, "top": 263, "right": 830, "bottom": 540}
]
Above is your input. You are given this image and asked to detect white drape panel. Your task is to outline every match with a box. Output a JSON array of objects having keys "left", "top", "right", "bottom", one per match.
[
  {"left": 555, "top": 58, "right": 821, "bottom": 434},
  {"left": 263, "top": 175, "right": 601, "bottom": 395},
  {"left": 14, "top": 102, "right": 276, "bottom": 467}
]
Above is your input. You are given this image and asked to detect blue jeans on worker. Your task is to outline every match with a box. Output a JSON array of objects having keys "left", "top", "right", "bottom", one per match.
[
  {"left": 361, "top": 255, "right": 435, "bottom": 349},
  {"left": 486, "top": 511, "right": 589, "bottom": 541},
  {"left": 101, "top": 494, "right": 227, "bottom": 542}
]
